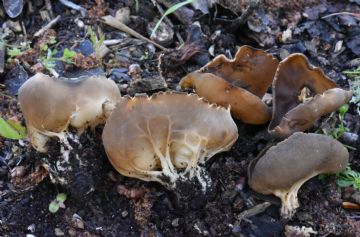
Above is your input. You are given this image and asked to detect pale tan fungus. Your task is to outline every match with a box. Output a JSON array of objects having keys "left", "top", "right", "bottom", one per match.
[
  {"left": 102, "top": 92, "right": 238, "bottom": 189},
  {"left": 269, "top": 54, "right": 352, "bottom": 138},
  {"left": 18, "top": 73, "right": 121, "bottom": 152},
  {"left": 180, "top": 45, "right": 278, "bottom": 124},
  {"left": 248, "top": 132, "right": 349, "bottom": 218}
]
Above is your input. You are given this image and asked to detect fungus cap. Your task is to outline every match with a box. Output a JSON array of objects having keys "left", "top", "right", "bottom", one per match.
[
  {"left": 180, "top": 45, "right": 278, "bottom": 124},
  {"left": 102, "top": 92, "right": 238, "bottom": 188},
  {"left": 249, "top": 132, "right": 349, "bottom": 218},
  {"left": 268, "top": 54, "right": 351, "bottom": 138},
  {"left": 18, "top": 73, "right": 121, "bottom": 152}
]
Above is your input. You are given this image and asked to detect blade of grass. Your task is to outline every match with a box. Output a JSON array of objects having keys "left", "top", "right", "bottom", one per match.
[{"left": 151, "top": 0, "right": 195, "bottom": 37}]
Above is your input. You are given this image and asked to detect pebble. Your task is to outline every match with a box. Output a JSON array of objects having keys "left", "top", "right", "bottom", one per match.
[
  {"left": 342, "top": 132, "right": 359, "bottom": 144},
  {"left": 121, "top": 210, "right": 128, "bottom": 218},
  {"left": 54, "top": 228, "right": 65, "bottom": 236},
  {"left": 351, "top": 191, "right": 360, "bottom": 205},
  {"left": 171, "top": 218, "right": 180, "bottom": 227},
  {"left": 110, "top": 68, "right": 131, "bottom": 83}
]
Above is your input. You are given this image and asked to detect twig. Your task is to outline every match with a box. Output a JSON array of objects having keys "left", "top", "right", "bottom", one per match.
[
  {"left": 45, "top": 0, "right": 54, "bottom": 18},
  {"left": 234, "top": 201, "right": 271, "bottom": 226},
  {"left": 322, "top": 12, "right": 360, "bottom": 19},
  {"left": 0, "top": 45, "right": 5, "bottom": 74},
  {"left": 34, "top": 15, "right": 61, "bottom": 37},
  {"left": 59, "top": 0, "right": 87, "bottom": 16},
  {"left": 0, "top": 91, "right": 13, "bottom": 99},
  {"left": 101, "top": 15, "right": 167, "bottom": 51},
  {"left": 103, "top": 39, "right": 122, "bottom": 46}
]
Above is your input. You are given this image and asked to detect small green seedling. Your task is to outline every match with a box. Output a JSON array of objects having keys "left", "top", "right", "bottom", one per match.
[
  {"left": 151, "top": 0, "right": 195, "bottom": 37},
  {"left": 0, "top": 117, "right": 26, "bottom": 140},
  {"left": 331, "top": 104, "right": 349, "bottom": 140},
  {"left": 40, "top": 48, "right": 77, "bottom": 76},
  {"left": 344, "top": 67, "right": 360, "bottom": 115},
  {"left": 39, "top": 36, "right": 57, "bottom": 52},
  {"left": 336, "top": 166, "right": 360, "bottom": 191},
  {"left": 135, "top": 0, "right": 139, "bottom": 12},
  {"left": 88, "top": 27, "right": 105, "bottom": 60},
  {"left": 7, "top": 47, "right": 22, "bottom": 57},
  {"left": 49, "top": 193, "right": 67, "bottom": 213}
]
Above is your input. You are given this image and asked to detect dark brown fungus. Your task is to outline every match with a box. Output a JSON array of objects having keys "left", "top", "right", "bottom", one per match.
[
  {"left": 269, "top": 54, "right": 352, "bottom": 139},
  {"left": 180, "top": 46, "right": 279, "bottom": 124},
  {"left": 248, "top": 132, "right": 349, "bottom": 218}
]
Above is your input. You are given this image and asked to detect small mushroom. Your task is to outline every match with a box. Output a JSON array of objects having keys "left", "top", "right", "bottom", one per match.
[
  {"left": 268, "top": 54, "right": 352, "bottom": 139},
  {"left": 18, "top": 73, "right": 121, "bottom": 152},
  {"left": 180, "top": 46, "right": 279, "bottom": 124},
  {"left": 248, "top": 132, "right": 349, "bottom": 218},
  {"left": 102, "top": 92, "right": 238, "bottom": 189}
]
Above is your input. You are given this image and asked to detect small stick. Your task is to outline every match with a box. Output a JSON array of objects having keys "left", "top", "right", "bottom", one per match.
[
  {"left": 103, "top": 39, "right": 122, "bottom": 46},
  {"left": 45, "top": 0, "right": 54, "bottom": 18},
  {"left": 0, "top": 45, "right": 5, "bottom": 74},
  {"left": 59, "top": 0, "right": 87, "bottom": 16},
  {"left": 234, "top": 201, "right": 271, "bottom": 226},
  {"left": 34, "top": 15, "right": 61, "bottom": 37},
  {"left": 101, "top": 15, "right": 167, "bottom": 51},
  {"left": 322, "top": 12, "right": 360, "bottom": 19}
]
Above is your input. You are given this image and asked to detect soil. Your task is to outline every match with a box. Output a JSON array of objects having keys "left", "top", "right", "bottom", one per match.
[{"left": 1, "top": 0, "right": 360, "bottom": 237}]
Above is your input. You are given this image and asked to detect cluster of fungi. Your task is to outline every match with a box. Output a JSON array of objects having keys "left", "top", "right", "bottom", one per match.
[{"left": 18, "top": 46, "right": 351, "bottom": 218}]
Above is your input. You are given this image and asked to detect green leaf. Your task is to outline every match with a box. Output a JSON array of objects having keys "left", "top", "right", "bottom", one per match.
[
  {"left": 49, "top": 200, "right": 60, "bottom": 213},
  {"left": 7, "top": 47, "right": 21, "bottom": 57},
  {"left": 151, "top": 0, "right": 195, "bottom": 37},
  {"left": 48, "top": 36, "right": 57, "bottom": 45},
  {"left": 337, "top": 179, "right": 354, "bottom": 187},
  {"left": 56, "top": 193, "right": 67, "bottom": 203},
  {"left": 339, "top": 104, "right": 349, "bottom": 115},
  {"left": 0, "top": 117, "right": 27, "bottom": 139},
  {"left": 88, "top": 27, "right": 97, "bottom": 46},
  {"left": 63, "top": 48, "right": 76, "bottom": 59}
]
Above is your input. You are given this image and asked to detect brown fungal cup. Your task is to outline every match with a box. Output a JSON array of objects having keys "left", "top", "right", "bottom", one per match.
[
  {"left": 102, "top": 92, "right": 238, "bottom": 189},
  {"left": 248, "top": 132, "right": 349, "bottom": 218},
  {"left": 268, "top": 54, "right": 352, "bottom": 139},
  {"left": 18, "top": 73, "right": 121, "bottom": 152},
  {"left": 180, "top": 45, "right": 279, "bottom": 124}
]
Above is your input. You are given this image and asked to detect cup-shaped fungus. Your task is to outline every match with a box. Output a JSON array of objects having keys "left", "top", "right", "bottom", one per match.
[
  {"left": 180, "top": 45, "right": 279, "bottom": 124},
  {"left": 18, "top": 73, "right": 121, "bottom": 152},
  {"left": 248, "top": 132, "right": 349, "bottom": 218},
  {"left": 268, "top": 54, "right": 352, "bottom": 139},
  {"left": 102, "top": 92, "right": 238, "bottom": 189}
]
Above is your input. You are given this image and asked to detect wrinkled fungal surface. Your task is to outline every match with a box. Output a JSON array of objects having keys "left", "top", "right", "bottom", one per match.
[
  {"left": 269, "top": 88, "right": 352, "bottom": 138},
  {"left": 180, "top": 45, "right": 278, "bottom": 124},
  {"left": 268, "top": 54, "right": 351, "bottom": 138},
  {"left": 18, "top": 73, "right": 121, "bottom": 152},
  {"left": 102, "top": 92, "right": 238, "bottom": 189},
  {"left": 248, "top": 132, "right": 349, "bottom": 219}
]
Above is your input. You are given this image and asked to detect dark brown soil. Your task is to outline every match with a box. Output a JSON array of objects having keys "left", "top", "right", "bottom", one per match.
[{"left": 1, "top": 0, "right": 360, "bottom": 236}]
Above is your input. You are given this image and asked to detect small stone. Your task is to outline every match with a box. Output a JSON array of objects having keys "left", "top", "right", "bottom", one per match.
[
  {"left": 27, "top": 224, "right": 36, "bottom": 233},
  {"left": 281, "top": 28, "right": 292, "bottom": 43},
  {"left": 121, "top": 210, "right": 128, "bottom": 218},
  {"left": 128, "top": 64, "right": 142, "bottom": 80},
  {"left": 171, "top": 218, "right": 180, "bottom": 227},
  {"left": 334, "top": 40, "right": 343, "bottom": 53},
  {"left": 279, "top": 48, "right": 290, "bottom": 60},
  {"left": 351, "top": 191, "right": 360, "bottom": 205},
  {"left": 232, "top": 226, "right": 241, "bottom": 234},
  {"left": 72, "top": 214, "right": 84, "bottom": 229},
  {"left": 54, "top": 228, "right": 65, "bottom": 236},
  {"left": 110, "top": 68, "right": 131, "bottom": 83},
  {"left": 127, "top": 75, "right": 167, "bottom": 96}
]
